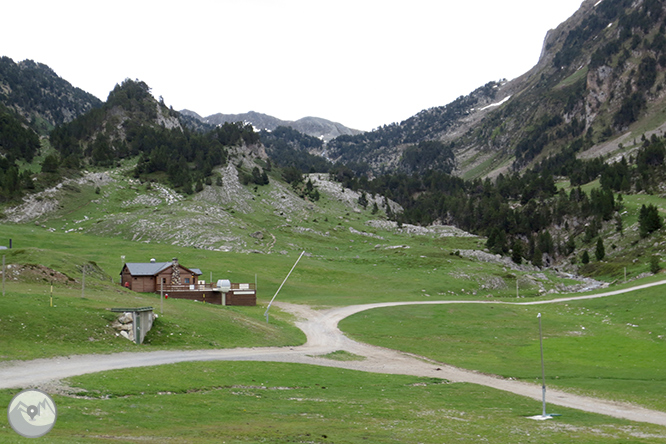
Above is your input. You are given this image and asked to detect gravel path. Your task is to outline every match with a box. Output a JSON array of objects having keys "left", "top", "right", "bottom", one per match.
[{"left": 1, "top": 280, "right": 666, "bottom": 426}]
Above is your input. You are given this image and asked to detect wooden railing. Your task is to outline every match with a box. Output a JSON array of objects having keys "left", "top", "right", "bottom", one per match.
[
  {"left": 158, "top": 282, "right": 256, "bottom": 292},
  {"left": 159, "top": 283, "right": 214, "bottom": 292}
]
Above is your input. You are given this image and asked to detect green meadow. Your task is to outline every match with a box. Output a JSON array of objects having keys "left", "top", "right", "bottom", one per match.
[
  {"left": 2, "top": 362, "right": 666, "bottom": 443},
  {"left": 341, "top": 285, "right": 666, "bottom": 412}
]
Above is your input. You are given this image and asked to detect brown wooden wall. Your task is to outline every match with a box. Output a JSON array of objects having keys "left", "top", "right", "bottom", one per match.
[
  {"left": 125, "top": 276, "right": 156, "bottom": 292},
  {"left": 226, "top": 290, "right": 257, "bottom": 306},
  {"left": 165, "top": 291, "right": 222, "bottom": 305}
]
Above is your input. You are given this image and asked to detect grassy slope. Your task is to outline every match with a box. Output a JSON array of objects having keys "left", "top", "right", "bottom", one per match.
[
  {"left": 0, "top": 281, "right": 303, "bottom": 361},
  {"left": 341, "top": 285, "right": 666, "bottom": 412},
  {"left": 2, "top": 361, "right": 665, "bottom": 443}
]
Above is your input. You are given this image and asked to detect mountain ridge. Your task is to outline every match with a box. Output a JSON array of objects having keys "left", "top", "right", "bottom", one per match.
[
  {"left": 324, "top": 0, "right": 666, "bottom": 179},
  {"left": 183, "top": 109, "right": 363, "bottom": 142}
]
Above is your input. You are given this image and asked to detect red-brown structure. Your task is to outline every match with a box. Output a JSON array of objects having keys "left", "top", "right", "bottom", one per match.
[{"left": 120, "top": 258, "right": 256, "bottom": 306}]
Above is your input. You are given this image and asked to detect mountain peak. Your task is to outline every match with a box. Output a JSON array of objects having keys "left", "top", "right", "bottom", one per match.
[{"left": 185, "top": 110, "right": 362, "bottom": 143}]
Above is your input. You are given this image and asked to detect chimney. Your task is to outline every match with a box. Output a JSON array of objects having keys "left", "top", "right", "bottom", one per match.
[{"left": 171, "top": 257, "right": 181, "bottom": 285}]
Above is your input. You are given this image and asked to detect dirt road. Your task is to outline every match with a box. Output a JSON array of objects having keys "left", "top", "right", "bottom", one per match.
[{"left": 1, "top": 280, "right": 666, "bottom": 426}]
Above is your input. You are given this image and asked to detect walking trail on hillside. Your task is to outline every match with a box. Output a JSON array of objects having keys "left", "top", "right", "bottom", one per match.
[{"left": 2, "top": 280, "right": 666, "bottom": 426}]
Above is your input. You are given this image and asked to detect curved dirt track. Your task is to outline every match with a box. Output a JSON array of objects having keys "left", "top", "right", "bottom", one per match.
[{"left": 1, "top": 280, "right": 666, "bottom": 426}]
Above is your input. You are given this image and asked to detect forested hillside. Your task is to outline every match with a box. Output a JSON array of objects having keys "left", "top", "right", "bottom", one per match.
[
  {"left": 0, "top": 103, "right": 40, "bottom": 201},
  {"left": 49, "top": 79, "right": 262, "bottom": 194},
  {"left": 0, "top": 57, "right": 102, "bottom": 134}
]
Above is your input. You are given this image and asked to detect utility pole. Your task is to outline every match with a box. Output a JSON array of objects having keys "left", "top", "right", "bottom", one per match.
[
  {"left": 81, "top": 265, "right": 86, "bottom": 298},
  {"left": 538, "top": 312, "right": 549, "bottom": 418},
  {"left": 265, "top": 251, "right": 305, "bottom": 323}
]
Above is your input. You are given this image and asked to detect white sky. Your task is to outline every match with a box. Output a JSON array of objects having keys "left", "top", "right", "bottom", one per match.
[{"left": 2, "top": 0, "right": 583, "bottom": 131}]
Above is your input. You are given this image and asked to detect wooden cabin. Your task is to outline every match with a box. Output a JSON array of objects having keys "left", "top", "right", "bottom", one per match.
[
  {"left": 120, "top": 258, "right": 256, "bottom": 306},
  {"left": 120, "top": 258, "right": 201, "bottom": 293}
]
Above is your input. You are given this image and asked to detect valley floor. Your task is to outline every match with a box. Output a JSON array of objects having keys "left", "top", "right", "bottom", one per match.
[{"left": 2, "top": 280, "right": 666, "bottom": 427}]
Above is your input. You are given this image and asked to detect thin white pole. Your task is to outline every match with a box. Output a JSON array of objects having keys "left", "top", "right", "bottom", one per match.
[
  {"left": 538, "top": 312, "right": 547, "bottom": 417},
  {"left": 264, "top": 251, "right": 305, "bottom": 323}
]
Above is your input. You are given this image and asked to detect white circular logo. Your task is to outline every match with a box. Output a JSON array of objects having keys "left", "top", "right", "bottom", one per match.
[{"left": 7, "top": 389, "right": 57, "bottom": 438}]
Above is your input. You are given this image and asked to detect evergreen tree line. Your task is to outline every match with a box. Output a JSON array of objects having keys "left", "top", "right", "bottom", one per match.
[
  {"left": 0, "top": 103, "right": 40, "bottom": 201},
  {"left": 131, "top": 122, "right": 259, "bottom": 194},
  {"left": 259, "top": 126, "right": 331, "bottom": 173},
  {"left": 324, "top": 82, "right": 501, "bottom": 169},
  {"left": 331, "top": 134, "right": 666, "bottom": 266}
]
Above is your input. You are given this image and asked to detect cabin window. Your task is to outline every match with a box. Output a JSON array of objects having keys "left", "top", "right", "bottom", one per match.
[{"left": 184, "top": 278, "right": 190, "bottom": 284}]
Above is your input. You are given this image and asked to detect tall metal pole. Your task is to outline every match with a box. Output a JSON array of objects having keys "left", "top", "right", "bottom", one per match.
[
  {"left": 264, "top": 251, "right": 305, "bottom": 323},
  {"left": 538, "top": 312, "right": 547, "bottom": 417},
  {"left": 81, "top": 265, "right": 86, "bottom": 298}
]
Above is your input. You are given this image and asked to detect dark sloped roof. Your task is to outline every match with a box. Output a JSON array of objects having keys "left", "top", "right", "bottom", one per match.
[
  {"left": 123, "top": 262, "right": 203, "bottom": 277},
  {"left": 124, "top": 262, "right": 171, "bottom": 276}
]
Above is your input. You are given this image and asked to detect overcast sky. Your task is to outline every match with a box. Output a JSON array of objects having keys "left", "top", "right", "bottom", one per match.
[{"left": 3, "top": 0, "right": 584, "bottom": 131}]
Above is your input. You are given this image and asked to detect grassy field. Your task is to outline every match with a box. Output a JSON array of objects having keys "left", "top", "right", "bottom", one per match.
[
  {"left": 0, "top": 281, "right": 303, "bottom": 361},
  {"left": 2, "top": 361, "right": 665, "bottom": 443},
  {"left": 0, "top": 221, "right": 576, "bottom": 309},
  {"left": 340, "top": 284, "right": 666, "bottom": 412}
]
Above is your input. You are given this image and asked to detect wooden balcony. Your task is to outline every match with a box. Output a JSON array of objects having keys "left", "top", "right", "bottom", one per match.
[{"left": 158, "top": 282, "right": 256, "bottom": 292}]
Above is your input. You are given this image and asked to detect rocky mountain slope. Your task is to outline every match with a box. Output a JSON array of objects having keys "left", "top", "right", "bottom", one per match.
[
  {"left": 325, "top": 0, "right": 666, "bottom": 179},
  {"left": 2, "top": 161, "right": 410, "bottom": 254},
  {"left": 183, "top": 110, "right": 362, "bottom": 142}
]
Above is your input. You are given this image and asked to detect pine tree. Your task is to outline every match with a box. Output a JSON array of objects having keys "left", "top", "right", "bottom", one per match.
[
  {"left": 358, "top": 191, "right": 368, "bottom": 209},
  {"left": 595, "top": 237, "right": 605, "bottom": 261},
  {"left": 532, "top": 245, "right": 543, "bottom": 268},
  {"left": 639, "top": 204, "right": 663, "bottom": 238},
  {"left": 650, "top": 256, "right": 661, "bottom": 274},
  {"left": 511, "top": 240, "right": 523, "bottom": 264}
]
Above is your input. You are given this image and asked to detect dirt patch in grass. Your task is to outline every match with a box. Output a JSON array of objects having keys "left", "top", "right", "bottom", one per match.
[{"left": 2, "top": 263, "right": 75, "bottom": 284}]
